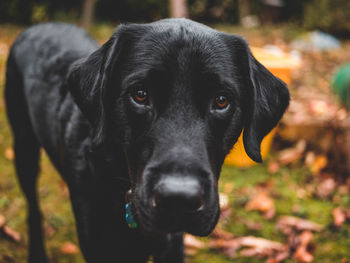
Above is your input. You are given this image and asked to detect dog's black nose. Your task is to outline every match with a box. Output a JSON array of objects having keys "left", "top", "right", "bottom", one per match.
[{"left": 153, "top": 177, "right": 203, "bottom": 214}]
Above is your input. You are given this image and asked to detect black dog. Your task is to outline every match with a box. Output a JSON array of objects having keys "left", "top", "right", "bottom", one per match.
[{"left": 5, "top": 18, "right": 289, "bottom": 263}]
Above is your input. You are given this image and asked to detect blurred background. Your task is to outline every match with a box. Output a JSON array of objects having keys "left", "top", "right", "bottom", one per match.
[{"left": 1, "top": 0, "right": 350, "bottom": 262}]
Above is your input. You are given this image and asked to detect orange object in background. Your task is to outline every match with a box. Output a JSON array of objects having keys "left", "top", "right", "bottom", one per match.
[{"left": 224, "top": 47, "right": 300, "bottom": 167}]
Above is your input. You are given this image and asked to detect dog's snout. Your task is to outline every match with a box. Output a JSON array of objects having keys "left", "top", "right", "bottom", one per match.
[{"left": 153, "top": 177, "right": 203, "bottom": 214}]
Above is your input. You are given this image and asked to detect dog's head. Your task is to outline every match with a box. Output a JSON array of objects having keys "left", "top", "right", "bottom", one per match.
[{"left": 68, "top": 19, "right": 289, "bottom": 236}]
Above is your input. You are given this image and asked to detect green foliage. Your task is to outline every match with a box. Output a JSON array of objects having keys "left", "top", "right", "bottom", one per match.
[
  {"left": 32, "top": 4, "right": 49, "bottom": 23},
  {"left": 303, "top": 0, "right": 350, "bottom": 36},
  {"left": 332, "top": 63, "right": 350, "bottom": 109}
]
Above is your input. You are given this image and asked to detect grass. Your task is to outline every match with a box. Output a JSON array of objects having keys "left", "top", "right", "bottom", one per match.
[{"left": 0, "top": 22, "right": 350, "bottom": 263}]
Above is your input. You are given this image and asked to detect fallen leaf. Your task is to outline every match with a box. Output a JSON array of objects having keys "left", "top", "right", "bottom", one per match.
[
  {"left": 277, "top": 216, "right": 323, "bottom": 234},
  {"left": 208, "top": 238, "right": 241, "bottom": 259},
  {"left": 60, "top": 242, "right": 79, "bottom": 255},
  {"left": 219, "top": 206, "right": 232, "bottom": 221},
  {"left": 278, "top": 140, "right": 306, "bottom": 165},
  {"left": 2, "top": 226, "right": 21, "bottom": 243},
  {"left": 292, "top": 231, "right": 314, "bottom": 263},
  {"left": 333, "top": 207, "right": 346, "bottom": 227},
  {"left": 316, "top": 178, "right": 336, "bottom": 199},
  {"left": 299, "top": 231, "right": 313, "bottom": 247},
  {"left": 240, "top": 247, "right": 265, "bottom": 257},
  {"left": 208, "top": 238, "right": 241, "bottom": 250},
  {"left": 4, "top": 148, "right": 14, "bottom": 161},
  {"left": 304, "top": 152, "right": 315, "bottom": 167},
  {"left": 184, "top": 234, "right": 205, "bottom": 249},
  {"left": 209, "top": 235, "right": 287, "bottom": 260},
  {"left": 309, "top": 99, "right": 328, "bottom": 116},
  {"left": 219, "top": 193, "right": 232, "bottom": 220},
  {"left": 337, "top": 185, "right": 349, "bottom": 195},
  {"left": 219, "top": 193, "right": 229, "bottom": 210},
  {"left": 185, "top": 247, "right": 199, "bottom": 256},
  {"left": 294, "top": 246, "right": 313, "bottom": 263},
  {"left": 311, "top": 155, "right": 328, "bottom": 175},
  {"left": 267, "top": 257, "right": 279, "bottom": 263},
  {"left": 246, "top": 193, "right": 275, "bottom": 219},
  {"left": 238, "top": 236, "right": 287, "bottom": 259},
  {"left": 292, "top": 204, "right": 301, "bottom": 213},
  {"left": 244, "top": 220, "right": 262, "bottom": 231},
  {"left": 59, "top": 180, "right": 70, "bottom": 199},
  {"left": 268, "top": 161, "right": 280, "bottom": 174},
  {"left": 0, "top": 214, "right": 5, "bottom": 228},
  {"left": 273, "top": 249, "right": 291, "bottom": 262},
  {"left": 239, "top": 236, "right": 285, "bottom": 251},
  {"left": 210, "top": 227, "right": 234, "bottom": 240}
]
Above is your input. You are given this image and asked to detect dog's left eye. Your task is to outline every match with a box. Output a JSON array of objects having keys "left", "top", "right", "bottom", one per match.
[
  {"left": 215, "top": 95, "right": 229, "bottom": 110},
  {"left": 133, "top": 88, "right": 148, "bottom": 104}
]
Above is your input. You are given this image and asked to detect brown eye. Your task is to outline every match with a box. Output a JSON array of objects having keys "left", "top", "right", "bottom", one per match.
[
  {"left": 215, "top": 95, "right": 228, "bottom": 109},
  {"left": 134, "top": 89, "right": 148, "bottom": 103}
]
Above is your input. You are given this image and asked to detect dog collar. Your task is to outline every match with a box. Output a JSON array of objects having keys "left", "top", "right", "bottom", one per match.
[{"left": 125, "top": 190, "right": 137, "bottom": 228}]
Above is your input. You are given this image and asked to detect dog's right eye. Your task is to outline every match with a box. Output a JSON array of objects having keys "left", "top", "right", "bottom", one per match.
[
  {"left": 215, "top": 95, "right": 228, "bottom": 109},
  {"left": 133, "top": 88, "right": 148, "bottom": 104}
]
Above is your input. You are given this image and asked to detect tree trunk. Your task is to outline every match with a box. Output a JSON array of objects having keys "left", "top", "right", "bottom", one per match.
[
  {"left": 82, "top": 0, "right": 97, "bottom": 30},
  {"left": 169, "top": 0, "right": 188, "bottom": 18},
  {"left": 238, "top": 0, "right": 250, "bottom": 24}
]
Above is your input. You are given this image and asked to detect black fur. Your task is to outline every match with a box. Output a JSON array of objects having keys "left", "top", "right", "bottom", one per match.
[{"left": 5, "top": 18, "right": 289, "bottom": 263}]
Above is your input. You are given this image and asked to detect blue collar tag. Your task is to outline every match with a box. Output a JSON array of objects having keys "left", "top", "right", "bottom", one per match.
[{"left": 125, "top": 203, "right": 137, "bottom": 228}]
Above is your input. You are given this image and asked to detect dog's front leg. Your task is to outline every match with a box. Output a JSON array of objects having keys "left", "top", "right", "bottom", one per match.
[{"left": 153, "top": 233, "right": 184, "bottom": 263}]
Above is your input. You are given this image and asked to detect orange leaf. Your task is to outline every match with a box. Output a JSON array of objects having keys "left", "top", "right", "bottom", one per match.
[
  {"left": 60, "top": 242, "right": 79, "bottom": 255},
  {"left": 278, "top": 140, "right": 306, "bottom": 165},
  {"left": 4, "top": 148, "right": 14, "bottom": 161},
  {"left": 294, "top": 246, "right": 313, "bottom": 263},
  {"left": 2, "top": 226, "right": 21, "bottom": 243},
  {"left": 0, "top": 214, "right": 5, "bottom": 228},
  {"left": 277, "top": 216, "right": 323, "bottom": 234},
  {"left": 246, "top": 193, "right": 275, "bottom": 219},
  {"left": 268, "top": 161, "right": 280, "bottom": 174},
  {"left": 311, "top": 155, "right": 328, "bottom": 175},
  {"left": 208, "top": 238, "right": 241, "bottom": 250},
  {"left": 333, "top": 207, "right": 346, "bottom": 227},
  {"left": 299, "top": 231, "right": 313, "bottom": 247},
  {"left": 208, "top": 238, "right": 241, "bottom": 259},
  {"left": 210, "top": 227, "right": 234, "bottom": 240},
  {"left": 185, "top": 247, "right": 199, "bottom": 256},
  {"left": 244, "top": 220, "right": 262, "bottom": 231},
  {"left": 238, "top": 236, "right": 285, "bottom": 251},
  {"left": 184, "top": 234, "right": 205, "bottom": 249}
]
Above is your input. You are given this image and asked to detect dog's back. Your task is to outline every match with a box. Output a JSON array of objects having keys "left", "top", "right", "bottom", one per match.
[
  {"left": 4, "top": 23, "right": 100, "bottom": 262},
  {"left": 5, "top": 23, "right": 98, "bottom": 164}
]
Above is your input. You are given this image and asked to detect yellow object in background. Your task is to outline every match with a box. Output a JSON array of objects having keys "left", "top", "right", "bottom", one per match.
[
  {"left": 224, "top": 47, "right": 300, "bottom": 167},
  {"left": 224, "top": 128, "right": 277, "bottom": 167}
]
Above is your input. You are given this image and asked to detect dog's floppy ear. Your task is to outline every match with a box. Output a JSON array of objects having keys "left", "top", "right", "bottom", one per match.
[
  {"left": 231, "top": 38, "right": 290, "bottom": 163},
  {"left": 67, "top": 25, "right": 142, "bottom": 150}
]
